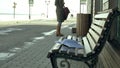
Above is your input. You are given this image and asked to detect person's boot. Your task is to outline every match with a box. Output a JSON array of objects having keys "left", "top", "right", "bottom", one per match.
[{"left": 56, "top": 25, "right": 64, "bottom": 36}]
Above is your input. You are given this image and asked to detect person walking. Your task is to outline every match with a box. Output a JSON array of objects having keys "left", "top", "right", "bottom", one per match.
[{"left": 55, "top": 0, "right": 65, "bottom": 36}]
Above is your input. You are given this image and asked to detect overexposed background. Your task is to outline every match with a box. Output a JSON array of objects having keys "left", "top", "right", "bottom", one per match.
[{"left": 0, "top": 0, "right": 81, "bottom": 20}]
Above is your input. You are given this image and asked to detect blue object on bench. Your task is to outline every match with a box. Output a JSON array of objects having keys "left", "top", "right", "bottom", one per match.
[{"left": 56, "top": 39, "right": 83, "bottom": 49}]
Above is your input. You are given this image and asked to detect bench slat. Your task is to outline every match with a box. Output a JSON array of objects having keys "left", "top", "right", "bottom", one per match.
[
  {"left": 82, "top": 37, "right": 92, "bottom": 57},
  {"left": 51, "top": 44, "right": 61, "bottom": 52},
  {"left": 59, "top": 46, "right": 76, "bottom": 55},
  {"left": 89, "top": 29, "right": 100, "bottom": 43},
  {"left": 59, "top": 46, "right": 68, "bottom": 53},
  {"left": 87, "top": 33, "right": 96, "bottom": 50},
  {"left": 91, "top": 24, "right": 103, "bottom": 35},
  {"left": 78, "top": 37, "right": 82, "bottom": 42},
  {"left": 50, "top": 37, "right": 63, "bottom": 52},
  {"left": 93, "top": 20, "right": 106, "bottom": 27},
  {"left": 72, "top": 35, "right": 78, "bottom": 41},
  {"left": 95, "top": 13, "right": 109, "bottom": 19},
  {"left": 59, "top": 45, "right": 84, "bottom": 56},
  {"left": 75, "top": 48, "right": 85, "bottom": 56},
  {"left": 66, "top": 35, "right": 72, "bottom": 39},
  {"left": 69, "top": 48, "right": 77, "bottom": 55}
]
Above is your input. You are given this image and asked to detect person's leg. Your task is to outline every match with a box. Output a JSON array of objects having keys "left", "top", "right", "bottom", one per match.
[{"left": 56, "top": 22, "right": 64, "bottom": 36}]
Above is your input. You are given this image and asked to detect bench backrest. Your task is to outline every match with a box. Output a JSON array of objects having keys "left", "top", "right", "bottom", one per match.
[{"left": 83, "top": 8, "right": 120, "bottom": 57}]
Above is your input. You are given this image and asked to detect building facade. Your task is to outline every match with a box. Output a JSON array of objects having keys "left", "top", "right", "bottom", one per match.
[{"left": 86, "top": 0, "right": 120, "bottom": 44}]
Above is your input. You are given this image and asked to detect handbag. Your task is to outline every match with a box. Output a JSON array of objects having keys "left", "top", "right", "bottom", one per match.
[{"left": 63, "top": 7, "right": 70, "bottom": 20}]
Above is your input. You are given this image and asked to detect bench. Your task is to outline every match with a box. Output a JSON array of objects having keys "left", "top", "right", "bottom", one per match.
[{"left": 47, "top": 8, "right": 120, "bottom": 68}]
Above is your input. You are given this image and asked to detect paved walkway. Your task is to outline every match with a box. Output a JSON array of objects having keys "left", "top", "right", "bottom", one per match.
[{"left": 0, "top": 22, "right": 75, "bottom": 68}]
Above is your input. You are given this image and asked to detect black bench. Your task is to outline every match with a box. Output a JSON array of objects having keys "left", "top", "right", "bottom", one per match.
[{"left": 47, "top": 8, "right": 120, "bottom": 68}]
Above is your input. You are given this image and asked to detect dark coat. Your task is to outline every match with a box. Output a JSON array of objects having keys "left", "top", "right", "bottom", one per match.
[{"left": 55, "top": 0, "right": 65, "bottom": 22}]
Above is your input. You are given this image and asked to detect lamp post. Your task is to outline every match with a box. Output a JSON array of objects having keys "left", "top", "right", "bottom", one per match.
[
  {"left": 29, "top": 3, "right": 31, "bottom": 19},
  {"left": 45, "top": 0, "right": 50, "bottom": 18},
  {"left": 28, "top": 0, "right": 34, "bottom": 20},
  {"left": 13, "top": 2, "right": 17, "bottom": 19}
]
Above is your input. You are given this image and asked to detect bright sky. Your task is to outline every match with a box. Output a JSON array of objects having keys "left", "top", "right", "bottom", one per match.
[{"left": 0, "top": 0, "right": 80, "bottom": 19}]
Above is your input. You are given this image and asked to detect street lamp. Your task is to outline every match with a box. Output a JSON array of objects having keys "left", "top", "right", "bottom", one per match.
[
  {"left": 13, "top": 2, "right": 17, "bottom": 19},
  {"left": 29, "top": 3, "right": 31, "bottom": 19},
  {"left": 28, "top": 0, "right": 34, "bottom": 20},
  {"left": 45, "top": 0, "right": 50, "bottom": 18}
]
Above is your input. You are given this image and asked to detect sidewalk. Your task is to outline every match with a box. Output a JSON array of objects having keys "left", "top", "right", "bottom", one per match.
[{"left": 0, "top": 23, "right": 75, "bottom": 68}]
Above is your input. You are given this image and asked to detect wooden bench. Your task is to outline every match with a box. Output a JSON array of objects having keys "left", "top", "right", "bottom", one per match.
[{"left": 47, "top": 8, "right": 120, "bottom": 68}]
